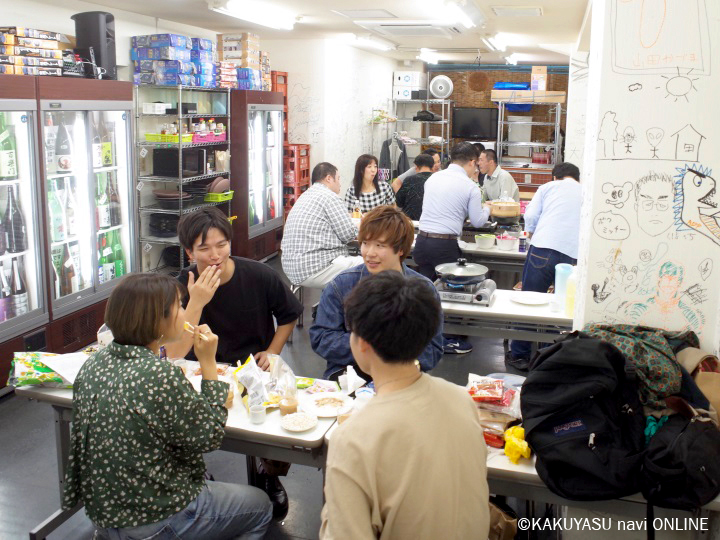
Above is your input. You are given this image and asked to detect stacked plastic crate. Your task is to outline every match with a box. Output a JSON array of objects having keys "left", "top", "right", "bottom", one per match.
[{"left": 282, "top": 144, "right": 310, "bottom": 218}]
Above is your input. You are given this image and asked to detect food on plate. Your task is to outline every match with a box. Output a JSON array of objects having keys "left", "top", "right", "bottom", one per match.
[
  {"left": 315, "top": 396, "right": 345, "bottom": 408},
  {"left": 296, "top": 377, "right": 315, "bottom": 389},
  {"left": 280, "top": 412, "right": 318, "bottom": 432}
]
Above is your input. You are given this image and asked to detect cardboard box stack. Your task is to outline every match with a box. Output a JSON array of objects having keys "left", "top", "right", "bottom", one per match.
[
  {"left": 0, "top": 27, "right": 64, "bottom": 76},
  {"left": 392, "top": 71, "right": 427, "bottom": 101},
  {"left": 216, "top": 61, "right": 239, "bottom": 89},
  {"left": 260, "top": 51, "right": 271, "bottom": 91},
  {"left": 191, "top": 38, "right": 217, "bottom": 88},
  {"left": 531, "top": 66, "right": 547, "bottom": 91},
  {"left": 132, "top": 34, "right": 218, "bottom": 86},
  {"left": 219, "top": 33, "right": 268, "bottom": 90}
]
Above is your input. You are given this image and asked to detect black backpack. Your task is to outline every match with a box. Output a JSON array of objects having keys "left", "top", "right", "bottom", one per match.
[{"left": 521, "top": 333, "right": 646, "bottom": 500}]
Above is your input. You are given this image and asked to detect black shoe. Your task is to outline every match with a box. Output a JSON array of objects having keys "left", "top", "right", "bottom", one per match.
[
  {"left": 258, "top": 473, "right": 289, "bottom": 520},
  {"left": 504, "top": 350, "right": 530, "bottom": 371}
]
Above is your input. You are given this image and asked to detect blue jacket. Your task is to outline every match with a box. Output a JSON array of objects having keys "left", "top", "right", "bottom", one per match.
[{"left": 309, "top": 264, "right": 444, "bottom": 378}]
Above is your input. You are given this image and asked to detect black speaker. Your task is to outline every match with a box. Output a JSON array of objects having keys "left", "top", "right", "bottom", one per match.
[{"left": 71, "top": 11, "right": 117, "bottom": 80}]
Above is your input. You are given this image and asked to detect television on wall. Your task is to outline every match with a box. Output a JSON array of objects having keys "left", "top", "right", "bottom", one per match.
[{"left": 452, "top": 107, "right": 499, "bottom": 140}]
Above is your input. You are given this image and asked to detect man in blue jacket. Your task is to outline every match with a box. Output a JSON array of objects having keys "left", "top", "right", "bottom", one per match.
[{"left": 310, "top": 205, "right": 444, "bottom": 379}]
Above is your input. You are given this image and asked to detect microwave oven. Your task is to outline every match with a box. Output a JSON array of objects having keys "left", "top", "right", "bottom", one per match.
[{"left": 152, "top": 148, "right": 207, "bottom": 177}]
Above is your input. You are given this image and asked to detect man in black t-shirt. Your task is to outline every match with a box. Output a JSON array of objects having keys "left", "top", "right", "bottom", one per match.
[
  {"left": 395, "top": 153, "right": 434, "bottom": 221},
  {"left": 166, "top": 207, "right": 303, "bottom": 520}
]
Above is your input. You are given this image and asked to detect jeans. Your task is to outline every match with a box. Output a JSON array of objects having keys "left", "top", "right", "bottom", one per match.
[
  {"left": 413, "top": 235, "right": 462, "bottom": 281},
  {"left": 510, "top": 246, "right": 576, "bottom": 359},
  {"left": 104, "top": 481, "right": 272, "bottom": 540}
]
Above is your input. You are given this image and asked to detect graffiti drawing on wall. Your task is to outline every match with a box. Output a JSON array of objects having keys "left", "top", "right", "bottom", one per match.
[
  {"left": 593, "top": 211, "right": 631, "bottom": 240},
  {"left": 628, "top": 83, "right": 643, "bottom": 92},
  {"left": 611, "top": 0, "right": 711, "bottom": 75},
  {"left": 675, "top": 164, "right": 720, "bottom": 245},
  {"left": 698, "top": 258, "right": 712, "bottom": 280},
  {"left": 634, "top": 172, "right": 674, "bottom": 236},
  {"left": 598, "top": 112, "right": 619, "bottom": 158},
  {"left": 646, "top": 127, "right": 664, "bottom": 159},
  {"left": 603, "top": 181, "right": 633, "bottom": 208},
  {"left": 659, "top": 67, "right": 699, "bottom": 102},
  {"left": 672, "top": 124, "right": 705, "bottom": 161},
  {"left": 570, "top": 51, "right": 590, "bottom": 82},
  {"left": 622, "top": 127, "right": 636, "bottom": 154}
]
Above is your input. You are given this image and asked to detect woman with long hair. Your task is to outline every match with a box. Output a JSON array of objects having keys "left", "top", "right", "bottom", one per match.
[
  {"left": 344, "top": 154, "right": 395, "bottom": 214},
  {"left": 62, "top": 273, "right": 272, "bottom": 539}
]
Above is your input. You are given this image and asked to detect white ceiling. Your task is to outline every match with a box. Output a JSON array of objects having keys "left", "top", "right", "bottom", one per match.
[{"left": 91, "top": 0, "right": 589, "bottom": 65}]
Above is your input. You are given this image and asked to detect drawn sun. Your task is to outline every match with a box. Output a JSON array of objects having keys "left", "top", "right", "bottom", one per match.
[{"left": 657, "top": 67, "right": 699, "bottom": 102}]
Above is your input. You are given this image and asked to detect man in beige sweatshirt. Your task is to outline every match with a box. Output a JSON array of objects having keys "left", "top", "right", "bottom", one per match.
[{"left": 320, "top": 271, "right": 490, "bottom": 539}]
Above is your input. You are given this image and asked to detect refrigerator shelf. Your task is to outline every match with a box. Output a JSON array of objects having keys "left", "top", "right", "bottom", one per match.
[
  {"left": 0, "top": 179, "right": 21, "bottom": 185},
  {"left": 137, "top": 141, "right": 229, "bottom": 148},
  {"left": 47, "top": 172, "right": 75, "bottom": 180},
  {"left": 51, "top": 236, "right": 80, "bottom": 248},
  {"left": 135, "top": 84, "right": 231, "bottom": 93},
  {"left": 139, "top": 200, "right": 228, "bottom": 215},
  {"left": 0, "top": 250, "right": 29, "bottom": 262},
  {"left": 139, "top": 172, "right": 230, "bottom": 184},
  {"left": 92, "top": 165, "right": 119, "bottom": 173},
  {"left": 140, "top": 235, "right": 180, "bottom": 245},
  {"left": 97, "top": 224, "right": 124, "bottom": 235},
  {"left": 139, "top": 114, "right": 229, "bottom": 119}
]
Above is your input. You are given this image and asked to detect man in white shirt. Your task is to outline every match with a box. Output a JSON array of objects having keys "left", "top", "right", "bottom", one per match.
[
  {"left": 478, "top": 149, "right": 520, "bottom": 202},
  {"left": 507, "top": 162, "right": 582, "bottom": 370},
  {"left": 281, "top": 162, "right": 362, "bottom": 287}
]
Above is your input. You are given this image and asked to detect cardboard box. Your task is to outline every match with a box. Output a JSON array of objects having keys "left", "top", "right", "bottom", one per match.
[
  {"left": 132, "top": 34, "right": 191, "bottom": 49},
  {"left": 0, "top": 33, "right": 16, "bottom": 45},
  {"left": 393, "top": 85, "right": 424, "bottom": 101},
  {"left": 394, "top": 71, "right": 427, "bottom": 88},
  {"left": 0, "top": 64, "right": 15, "bottom": 74},
  {"left": 133, "top": 60, "right": 195, "bottom": 74},
  {"left": 490, "top": 89, "right": 566, "bottom": 104},
  {"left": 191, "top": 49, "right": 216, "bottom": 63},
  {"left": 131, "top": 47, "right": 191, "bottom": 61},
  {"left": 223, "top": 50, "right": 259, "bottom": 61},
  {"left": 12, "top": 56, "right": 63, "bottom": 67},
  {"left": 0, "top": 45, "right": 62, "bottom": 59},
  {"left": 191, "top": 38, "right": 215, "bottom": 51},
  {"left": 531, "top": 66, "right": 547, "bottom": 91},
  {"left": 0, "top": 26, "right": 62, "bottom": 41},
  {"left": 14, "top": 65, "right": 62, "bottom": 76},
  {"left": 15, "top": 36, "right": 59, "bottom": 50},
  {"left": 240, "top": 59, "right": 261, "bottom": 70}
]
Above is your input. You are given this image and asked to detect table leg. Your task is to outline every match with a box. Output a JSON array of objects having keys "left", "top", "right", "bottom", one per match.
[
  {"left": 246, "top": 455, "right": 258, "bottom": 486},
  {"left": 29, "top": 503, "right": 82, "bottom": 540}
]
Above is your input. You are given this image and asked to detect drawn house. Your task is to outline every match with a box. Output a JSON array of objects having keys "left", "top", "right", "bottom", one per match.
[{"left": 672, "top": 124, "right": 705, "bottom": 161}]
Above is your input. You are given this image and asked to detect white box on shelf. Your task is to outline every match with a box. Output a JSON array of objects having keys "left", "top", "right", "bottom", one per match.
[
  {"left": 393, "top": 71, "right": 427, "bottom": 88},
  {"left": 143, "top": 102, "right": 170, "bottom": 114},
  {"left": 393, "top": 85, "right": 423, "bottom": 101}
]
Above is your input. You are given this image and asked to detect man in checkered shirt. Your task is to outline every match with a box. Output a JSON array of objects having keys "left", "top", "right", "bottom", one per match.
[{"left": 281, "top": 162, "right": 362, "bottom": 287}]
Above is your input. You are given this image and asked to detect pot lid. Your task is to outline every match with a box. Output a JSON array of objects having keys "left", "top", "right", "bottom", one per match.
[{"left": 435, "top": 258, "right": 489, "bottom": 277}]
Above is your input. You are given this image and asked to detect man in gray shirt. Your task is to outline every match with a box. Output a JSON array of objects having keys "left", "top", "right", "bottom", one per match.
[{"left": 478, "top": 149, "right": 520, "bottom": 202}]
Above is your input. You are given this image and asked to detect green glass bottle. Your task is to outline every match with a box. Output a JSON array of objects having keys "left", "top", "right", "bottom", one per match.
[{"left": 0, "top": 112, "right": 19, "bottom": 180}]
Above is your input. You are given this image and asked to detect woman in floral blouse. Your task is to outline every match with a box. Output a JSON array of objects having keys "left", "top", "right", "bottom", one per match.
[
  {"left": 344, "top": 154, "right": 396, "bottom": 214},
  {"left": 62, "top": 273, "right": 272, "bottom": 539}
]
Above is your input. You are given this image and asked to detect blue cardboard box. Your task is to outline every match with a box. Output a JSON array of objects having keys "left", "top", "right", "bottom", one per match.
[
  {"left": 134, "top": 60, "right": 195, "bottom": 74},
  {"left": 190, "top": 49, "right": 215, "bottom": 63},
  {"left": 191, "top": 38, "right": 215, "bottom": 51},
  {"left": 131, "top": 47, "right": 192, "bottom": 61},
  {"left": 192, "top": 61, "right": 216, "bottom": 75},
  {"left": 132, "top": 34, "right": 190, "bottom": 49},
  {"left": 194, "top": 75, "right": 217, "bottom": 87}
]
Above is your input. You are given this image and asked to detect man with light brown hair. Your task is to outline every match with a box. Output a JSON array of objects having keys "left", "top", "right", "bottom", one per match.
[{"left": 310, "top": 205, "right": 443, "bottom": 379}]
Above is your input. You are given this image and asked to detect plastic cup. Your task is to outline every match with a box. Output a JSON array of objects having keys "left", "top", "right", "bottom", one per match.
[
  {"left": 279, "top": 397, "right": 298, "bottom": 416},
  {"left": 249, "top": 405, "right": 266, "bottom": 424}
]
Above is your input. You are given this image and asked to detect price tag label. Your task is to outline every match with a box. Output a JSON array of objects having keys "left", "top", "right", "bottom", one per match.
[
  {"left": 136, "top": 181, "right": 144, "bottom": 191},
  {"left": 143, "top": 243, "right": 152, "bottom": 253},
  {"left": 139, "top": 147, "right": 148, "bottom": 158}
]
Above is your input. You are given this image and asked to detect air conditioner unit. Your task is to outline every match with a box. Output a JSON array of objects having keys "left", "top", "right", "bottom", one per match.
[{"left": 354, "top": 19, "right": 465, "bottom": 38}]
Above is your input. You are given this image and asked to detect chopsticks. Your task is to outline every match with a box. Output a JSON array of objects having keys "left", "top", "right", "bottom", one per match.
[{"left": 184, "top": 321, "right": 209, "bottom": 341}]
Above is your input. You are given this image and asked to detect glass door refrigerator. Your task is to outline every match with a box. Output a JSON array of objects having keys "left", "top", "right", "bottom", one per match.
[
  {"left": 230, "top": 91, "right": 284, "bottom": 260},
  {"left": 0, "top": 77, "right": 49, "bottom": 395},
  {"left": 38, "top": 78, "right": 136, "bottom": 353}
]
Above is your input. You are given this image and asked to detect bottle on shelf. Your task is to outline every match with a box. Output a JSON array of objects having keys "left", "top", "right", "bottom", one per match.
[
  {"left": 90, "top": 112, "right": 103, "bottom": 169},
  {"left": 10, "top": 257, "right": 28, "bottom": 317},
  {"left": 65, "top": 177, "right": 78, "bottom": 238},
  {"left": 265, "top": 114, "right": 275, "bottom": 147},
  {"left": 4, "top": 185, "right": 28, "bottom": 253},
  {"left": 249, "top": 196, "right": 259, "bottom": 226},
  {"left": 99, "top": 232, "right": 115, "bottom": 282},
  {"left": 44, "top": 113, "right": 57, "bottom": 175},
  {"left": 0, "top": 204, "right": 6, "bottom": 256},
  {"left": 59, "top": 242, "right": 78, "bottom": 296},
  {"left": 96, "top": 172, "right": 111, "bottom": 230},
  {"left": 50, "top": 245, "right": 63, "bottom": 299},
  {"left": 109, "top": 230, "right": 125, "bottom": 278},
  {"left": 0, "top": 112, "right": 19, "bottom": 181},
  {"left": 0, "top": 262, "right": 12, "bottom": 321},
  {"left": 107, "top": 172, "right": 121, "bottom": 227},
  {"left": 69, "top": 241, "right": 83, "bottom": 291},
  {"left": 55, "top": 113, "right": 73, "bottom": 173},
  {"left": 268, "top": 187, "right": 276, "bottom": 220},
  {"left": 100, "top": 112, "right": 115, "bottom": 166},
  {"left": 97, "top": 235, "right": 105, "bottom": 284},
  {"left": 47, "top": 179, "right": 66, "bottom": 243}
]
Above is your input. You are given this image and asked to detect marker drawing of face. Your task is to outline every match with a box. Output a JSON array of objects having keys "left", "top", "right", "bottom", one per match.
[
  {"left": 680, "top": 168, "right": 720, "bottom": 245},
  {"left": 634, "top": 172, "right": 674, "bottom": 237}
]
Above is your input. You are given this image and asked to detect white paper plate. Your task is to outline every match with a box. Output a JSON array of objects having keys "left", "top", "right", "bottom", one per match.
[
  {"left": 301, "top": 392, "right": 353, "bottom": 418},
  {"left": 510, "top": 292, "right": 550, "bottom": 306},
  {"left": 281, "top": 412, "right": 318, "bottom": 432}
]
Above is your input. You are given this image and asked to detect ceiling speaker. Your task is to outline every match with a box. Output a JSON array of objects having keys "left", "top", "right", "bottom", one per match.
[{"left": 429, "top": 75, "right": 453, "bottom": 99}]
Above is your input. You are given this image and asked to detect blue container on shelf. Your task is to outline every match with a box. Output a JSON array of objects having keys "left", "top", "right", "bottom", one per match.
[{"left": 493, "top": 82, "right": 532, "bottom": 111}]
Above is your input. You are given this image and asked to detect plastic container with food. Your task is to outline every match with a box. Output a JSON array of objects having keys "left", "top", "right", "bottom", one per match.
[
  {"left": 496, "top": 235, "right": 518, "bottom": 251},
  {"left": 474, "top": 234, "right": 495, "bottom": 249}
]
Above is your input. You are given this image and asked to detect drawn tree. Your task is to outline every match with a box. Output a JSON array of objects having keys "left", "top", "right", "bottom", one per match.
[{"left": 598, "top": 111, "right": 619, "bottom": 158}]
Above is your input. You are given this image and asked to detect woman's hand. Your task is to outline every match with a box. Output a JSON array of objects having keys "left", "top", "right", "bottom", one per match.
[
  {"left": 194, "top": 324, "right": 219, "bottom": 379},
  {"left": 187, "top": 265, "right": 222, "bottom": 309}
]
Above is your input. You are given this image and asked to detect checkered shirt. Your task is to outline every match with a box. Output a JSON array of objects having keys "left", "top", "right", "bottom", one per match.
[
  {"left": 281, "top": 183, "right": 358, "bottom": 285},
  {"left": 343, "top": 181, "right": 396, "bottom": 213}
]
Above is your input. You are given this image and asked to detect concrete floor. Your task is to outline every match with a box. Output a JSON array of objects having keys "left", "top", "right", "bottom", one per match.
[{"left": 0, "top": 257, "right": 516, "bottom": 540}]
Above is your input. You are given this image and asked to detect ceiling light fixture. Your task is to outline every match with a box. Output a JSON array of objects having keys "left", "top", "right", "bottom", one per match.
[
  {"left": 417, "top": 48, "right": 440, "bottom": 64},
  {"left": 505, "top": 53, "right": 520, "bottom": 65},
  {"left": 489, "top": 34, "right": 507, "bottom": 52},
  {"left": 446, "top": 1, "right": 476, "bottom": 29},
  {"left": 208, "top": 0, "right": 296, "bottom": 30},
  {"left": 338, "top": 33, "right": 396, "bottom": 51}
]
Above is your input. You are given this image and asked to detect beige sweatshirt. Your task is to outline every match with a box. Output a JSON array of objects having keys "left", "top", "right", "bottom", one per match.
[{"left": 320, "top": 374, "right": 490, "bottom": 540}]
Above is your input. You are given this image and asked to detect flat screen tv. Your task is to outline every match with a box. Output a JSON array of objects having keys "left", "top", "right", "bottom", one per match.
[{"left": 452, "top": 107, "right": 499, "bottom": 140}]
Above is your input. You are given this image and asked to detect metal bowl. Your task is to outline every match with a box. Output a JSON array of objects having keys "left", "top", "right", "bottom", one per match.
[{"left": 435, "top": 258, "right": 489, "bottom": 285}]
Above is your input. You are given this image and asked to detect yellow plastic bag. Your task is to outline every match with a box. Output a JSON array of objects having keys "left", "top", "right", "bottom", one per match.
[{"left": 504, "top": 426, "right": 531, "bottom": 464}]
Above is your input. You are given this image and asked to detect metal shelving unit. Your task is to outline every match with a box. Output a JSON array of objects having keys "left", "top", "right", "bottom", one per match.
[
  {"left": 495, "top": 100, "right": 562, "bottom": 168},
  {"left": 392, "top": 98, "right": 452, "bottom": 168},
  {"left": 134, "top": 85, "right": 232, "bottom": 275}
]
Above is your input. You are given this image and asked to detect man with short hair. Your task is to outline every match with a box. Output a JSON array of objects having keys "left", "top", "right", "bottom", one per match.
[
  {"left": 319, "top": 271, "right": 489, "bottom": 540},
  {"left": 634, "top": 171, "right": 674, "bottom": 237},
  {"left": 507, "top": 162, "right": 582, "bottom": 370},
  {"left": 478, "top": 148, "right": 520, "bottom": 202},
  {"left": 310, "top": 206, "right": 443, "bottom": 379},
  {"left": 395, "top": 153, "right": 434, "bottom": 220},
  {"left": 168, "top": 206, "right": 303, "bottom": 520},
  {"left": 392, "top": 148, "right": 441, "bottom": 192},
  {"left": 281, "top": 162, "right": 362, "bottom": 287}
]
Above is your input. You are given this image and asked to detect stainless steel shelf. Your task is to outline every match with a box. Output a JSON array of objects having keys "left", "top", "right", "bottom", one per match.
[
  {"left": 395, "top": 99, "right": 453, "bottom": 104},
  {"left": 140, "top": 235, "right": 180, "bottom": 244},
  {"left": 135, "top": 84, "right": 231, "bottom": 93},
  {"left": 498, "top": 142, "right": 552, "bottom": 147},
  {"left": 137, "top": 141, "right": 229, "bottom": 148},
  {"left": 139, "top": 200, "right": 229, "bottom": 215},
  {"left": 139, "top": 113, "right": 229, "bottom": 118},
  {"left": 406, "top": 138, "right": 447, "bottom": 145},
  {"left": 396, "top": 118, "right": 448, "bottom": 124},
  {"left": 139, "top": 172, "right": 230, "bottom": 184},
  {"left": 500, "top": 121, "right": 556, "bottom": 126}
]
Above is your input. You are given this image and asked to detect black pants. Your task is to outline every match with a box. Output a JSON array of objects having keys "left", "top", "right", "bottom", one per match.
[{"left": 413, "top": 235, "right": 462, "bottom": 281}]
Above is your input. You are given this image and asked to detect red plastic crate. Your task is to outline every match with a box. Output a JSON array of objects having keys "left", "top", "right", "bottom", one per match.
[
  {"left": 271, "top": 71, "right": 288, "bottom": 95},
  {"left": 284, "top": 143, "right": 310, "bottom": 161}
]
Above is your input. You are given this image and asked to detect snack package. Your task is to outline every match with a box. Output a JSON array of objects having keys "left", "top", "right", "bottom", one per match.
[
  {"left": 9, "top": 352, "right": 70, "bottom": 388},
  {"left": 96, "top": 323, "right": 114, "bottom": 349},
  {"left": 504, "top": 425, "right": 531, "bottom": 464},
  {"left": 477, "top": 410, "right": 517, "bottom": 449},
  {"left": 296, "top": 377, "right": 315, "bottom": 389},
  {"left": 467, "top": 377, "right": 504, "bottom": 402},
  {"left": 267, "top": 354, "right": 297, "bottom": 401},
  {"left": 306, "top": 379, "right": 341, "bottom": 394},
  {"left": 467, "top": 374, "right": 522, "bottom": 419},
  {"left": 233, "top": 355, "right": 269, "bottom": 409}
]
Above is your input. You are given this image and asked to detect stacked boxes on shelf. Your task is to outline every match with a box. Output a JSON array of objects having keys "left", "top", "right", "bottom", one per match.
[
  {"left": 0, "top": 27, "right": 64, "bottom": 76},
  {"left": 392, "top": 70, "right": 428, "bottom": 101},
  {"left": 283, "top": 144, "right": 310, "bottom": 217},
  {"left": 237, "top": 67, "right": 261, "bottom": 90},
  {"left": 220, "top": 33, "right": 265, "bottom": 90},
  {"left": 216, "top": 61, "right": 238, "bottom": 89},
  {"left": 132, "top": 34, "right": 218, "bottom": 86},
  {"left": 271, "top": 71, "right": 289, "bottom": 144},
  {"left": 260, "top": 51, "right": 271, "bottom": 91}
]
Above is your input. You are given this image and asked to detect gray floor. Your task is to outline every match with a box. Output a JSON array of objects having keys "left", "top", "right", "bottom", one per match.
[{"left": 0, "top": 257, "right": 516, "bottom": 540}]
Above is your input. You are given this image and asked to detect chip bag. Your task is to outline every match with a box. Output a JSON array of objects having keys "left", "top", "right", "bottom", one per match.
[
  {"left": 504, "top": 425, "right": 531, "bottom": 464},
  {"left": 9, "top": 352, "right": 70, "bottom": 388},
  {"left": 233, "top": 355, "right": 269, "bottom": 409}
]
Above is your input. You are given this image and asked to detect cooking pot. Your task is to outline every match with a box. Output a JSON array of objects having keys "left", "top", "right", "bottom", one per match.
[
  {"left": 435, "top": 258, "right": 489, "bottom": 285},
  {"left": 490, "top": 201, "right": 521, "bottom": 218}
]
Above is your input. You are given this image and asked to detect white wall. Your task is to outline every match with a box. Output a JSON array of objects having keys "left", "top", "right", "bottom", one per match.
[
  {"left": 576, "top": 0, "right": 720, "bottom": 351},
  {"left": 1, "top": 0, "right": 216, "bottom": 80},
  {"left": 262, "top": 38, "right": 398, "bottom": 192}
]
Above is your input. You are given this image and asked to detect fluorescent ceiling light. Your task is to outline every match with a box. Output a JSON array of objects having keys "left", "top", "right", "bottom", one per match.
[
  {"left": 332, "top": 9, "right": 397, "bottom": 19},
  {"left": 488, "top": 34, "right": 507, "bottom": 52},
  {"left": 417, "top": 48, "right": 440, "bottom": 64},
  {"left": 208, "top": 0, "right": 295, "bottom": 30},
  {"left": 492, "top": 6, "right": 543, "bottom": 17},
  {"left": 445, "top": 1, "right": 475, "bottom": 28},
  {"left": 482, "top": 38, "right": 497, "bottom": 51},
  {"left": 338, "top": 33, "right": 395, "bottom": 51},
  {"left": 505, "top": 53, "right": 520, "bottom": 65}
]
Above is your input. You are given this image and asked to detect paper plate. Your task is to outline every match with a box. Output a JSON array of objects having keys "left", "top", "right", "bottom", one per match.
[
  {"left": 281, "top": 412, "right": 318, "bottom": 432},
  {"left": 510, "top": 292, "right": 550, "bottom": 306},
  {"left": 301, "top": 392, "right": 353, "bottom": 418}
]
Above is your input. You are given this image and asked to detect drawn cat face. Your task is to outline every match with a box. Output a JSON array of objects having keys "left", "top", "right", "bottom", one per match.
[{"left": 602, "top": 181, "right": 633, "bottom": 208}]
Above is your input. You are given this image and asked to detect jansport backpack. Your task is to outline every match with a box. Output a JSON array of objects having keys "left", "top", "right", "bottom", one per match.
[{"left": 521, "top": 332, "right": 645, "bottom": 500}]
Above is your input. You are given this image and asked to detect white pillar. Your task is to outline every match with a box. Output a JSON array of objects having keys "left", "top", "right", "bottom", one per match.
[{"left": 575, "top": 0, "right": 720, "bottom": 352}]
